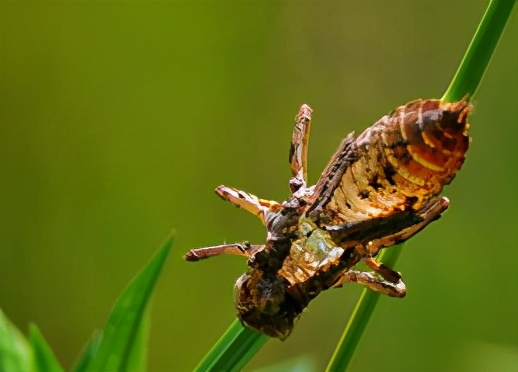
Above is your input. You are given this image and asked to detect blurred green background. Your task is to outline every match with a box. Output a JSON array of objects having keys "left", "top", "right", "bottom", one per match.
[{"left": 1, "top": 1, "right": 517, "bottom": 371}]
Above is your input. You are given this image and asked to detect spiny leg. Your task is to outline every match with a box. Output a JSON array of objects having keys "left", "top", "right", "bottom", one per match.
[
  {"left": 184, "top": 242, "right": 263, "bottom": 262},
  {"left": 289, "top": 104, "right": 312, "bottom": 194},
  {"left": 215, "top": 185, "right": 281, "bottom": 225},
  {"left": 332, "top": 269, "right": 407, "bottom": 298}
]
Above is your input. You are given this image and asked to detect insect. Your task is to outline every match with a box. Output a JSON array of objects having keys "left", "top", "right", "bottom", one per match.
[{"left": 184, "top": 99, "right": 471, "bottom": 340}]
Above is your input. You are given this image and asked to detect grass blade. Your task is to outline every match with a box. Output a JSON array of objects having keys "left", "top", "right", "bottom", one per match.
[
  {"left": 442, "top": 0, "right": 516, "bottom": 102},
  {"left": 73, "top": 330, "right": 103, "bottom": 372},
  {"left": 84, "top": 234, "right": 173, "bottom": 372},
  {"left": 0, "top": 309, "right": 32, "bottom": 372},
  {"left": 327, "top": 0, "right": 516, "bottom": 370},
  {"left": 194, "top": 319, "right": 268, "bottom": 372},
  {"left": 194, "top": 1, "right": 516, "bottom": 370},
  {"left": 325, "top": 245, "right": 403, "bottom": 372},
  {"left": 28, "top": 323, "right": 63, "bottom": 372},
  {"left": 124, "top": 307, "right": 150, "bottom": 372}
]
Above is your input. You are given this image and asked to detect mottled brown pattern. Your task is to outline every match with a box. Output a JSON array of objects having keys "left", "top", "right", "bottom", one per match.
[
  {"left": 318, "top": 99, "right": 470, "bottom": 233},
  {"left": 184, "top": 99, "right": 471, "bottom": 340}
]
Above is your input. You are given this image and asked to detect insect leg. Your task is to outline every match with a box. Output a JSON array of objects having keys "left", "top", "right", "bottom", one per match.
[
  {"left": 362, "top": 196, "right": 450, "bottom": 255},
  {"left": 332, "top": 269, "right": 407, "bottom": 298},
  {"left": 215, "top": 185, "right": 281, "bottom": 225},
  {"left": 324, "top": 196, "right": 449, "bottom": 254},
  {"left": 183, "top": 242, "right": 262, "bottom": 262},
  {"left": 364, "top": 257, "right": 402, "bottom": 284},
  {"left": 289, "top": 104, "right": 312, "bottom": 194}
]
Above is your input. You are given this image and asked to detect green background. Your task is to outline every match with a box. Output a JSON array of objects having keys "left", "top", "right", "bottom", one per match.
[{"left": 1, "top": 1, "right": 517, "bottom": 371}]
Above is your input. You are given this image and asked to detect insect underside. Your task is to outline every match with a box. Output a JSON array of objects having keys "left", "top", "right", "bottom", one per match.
[{"left": 184, "top": 99, "right": 471, "bottom": 340}]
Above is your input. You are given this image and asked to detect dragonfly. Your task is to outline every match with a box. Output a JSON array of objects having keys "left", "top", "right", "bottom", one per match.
[{"left": 184, "top": 99, "right": 471, "bottom": 340}]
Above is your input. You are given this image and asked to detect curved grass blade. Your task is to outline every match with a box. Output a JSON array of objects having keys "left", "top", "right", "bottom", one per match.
[
  {"left": 327, "top": 0, "right": 516, "bottom": 370},
  {"left": 28, "top": 323, "right": 63, "bottom": 372},
  {"left": 442, "top": 0, "right": 516, "bottom": 102},
  {"left": 0, "top": 309, "right": 31, "bottom": 372},
  {"left": 124, "top": 307, "right": 150, "bottom": 372},
  {"left": 194, "top": 319, "right": 268, "bottom": 372},
  {"left": 73, "top": 329, "right": 102, "bottom": 372},
  {"left": 81, "top": 234, "right": 173, "bottom": 372},
  {"left": 193, "top": 1, "right": 516, "bottom": 370}
]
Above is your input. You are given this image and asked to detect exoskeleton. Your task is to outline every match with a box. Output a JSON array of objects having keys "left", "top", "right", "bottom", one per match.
[{"left": 185, "top": 99, "right": 471, "bottom": 339}]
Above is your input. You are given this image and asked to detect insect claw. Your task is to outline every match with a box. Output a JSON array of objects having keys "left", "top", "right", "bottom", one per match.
[
  {"left": 334, "top": 270, "right": 407, "bottom": 297},
  {"left": 183, "top": 251, "right": 202, "bottom": 262}
]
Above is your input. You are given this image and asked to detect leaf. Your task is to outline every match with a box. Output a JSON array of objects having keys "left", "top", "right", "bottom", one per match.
[
  {"left": 194, "top": 319, "right": 268, "bottom": 372},
  {"left": 0, "top": 309, "right": 31, "bottom": 372},
  {"left": 327, "top": 0, "right": 517, "bottom": 370},
  {"left": 325, "top": 245, "right": 403, "bottom": 372},
  {"left": 28, "top": 323, "right": 63, "bottom": 372},
  {"left": 253, "top": 354, "right": 318, "bottom": 372},
  {"left": 83, "top": 234, "right": 173, "bottom": 372},
  {"left": 73, "top": 330, "right": 103, "bottom": 372},
  {"left": 124, "top": 307, "right": 150, "bottom": 372},
  {"left": 441, "top": 0, "right": 516, "bottom": 102},
  {"left": 74, "top": 322, "right": 148, "bottom": 372}
]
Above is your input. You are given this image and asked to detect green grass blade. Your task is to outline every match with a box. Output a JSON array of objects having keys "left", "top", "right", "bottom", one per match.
[
  {"left": 124, "top": 307, "right": 150, "bottom": 372},
  {"left": 28, "top": 323, "right": 64, "bottom": 372},
  {"left": 194, "top": 1, "right": 516, "bottom": 370},
  {"left": 194, "top": 319, "right": 268, "bottom": 372},
  {"left": 84, "top": 234, "right": 173, "bottom": 372},
  {"left": 0, "top": 309, "right": 32, "bottom": 372},
  {"left": 73, "top": 330, "right": 103, "bottom": 372},
  {"left": 327, "top": 0, "right": 516, "bottom": 370},
  {"left": 442, "top": 0, "right": 516, "bottom": 102},
  {"left": 325, "top": 245, "right": 403, "bottom": 372}
]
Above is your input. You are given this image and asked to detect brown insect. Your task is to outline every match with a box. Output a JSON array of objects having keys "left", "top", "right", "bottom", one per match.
[{"left": 184, "top": 99, "right": 471, "bottom": 340}]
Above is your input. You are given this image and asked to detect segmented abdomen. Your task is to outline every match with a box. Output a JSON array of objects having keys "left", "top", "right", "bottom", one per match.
[{"left": 325, "top": 99, "right": 471, "bottom": 224}]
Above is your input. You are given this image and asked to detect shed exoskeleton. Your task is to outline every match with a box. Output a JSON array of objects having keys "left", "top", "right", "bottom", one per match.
[{"left": 184, "top": 99, "right": 471, "bottom": 339}]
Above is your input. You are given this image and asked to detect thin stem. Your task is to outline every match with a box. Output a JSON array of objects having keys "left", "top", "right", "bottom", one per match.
[
  {"left": 327, "top": 0, "right": 515, "bottom": 370},
  {"left": 194, "top": 319, "right": 268, "bottom": 372},
  {"left": 442, "top": 0, "right": 516, "bottom": 102},
  {"left": 196, "top": 0, "right": 516, "bottom": 370},
  {"left": 325, "top": 245, "right": 403, "bottom": 372}
]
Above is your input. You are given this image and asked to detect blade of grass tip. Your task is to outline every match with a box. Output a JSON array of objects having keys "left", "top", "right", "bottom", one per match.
[
  {"left": 325, "top": 245, "right": 403, "bottom": 372},
  {"left": 0, "top": 309, "right": 32, "bottom": 372},
  {"left": 28, "top": 323, "right": 64, "bottom": 372},
  {"left": 327, "top": 1, "right": 516, "bottom": 370},
  {"left": 194, "top": 319, "right": 268, "bottom": 372},
  {"left": 84, "top": 234, "right": 173, "bottom": 372},
  {"left": 442, "top": 0, "right": 516, "bottom": 102}
]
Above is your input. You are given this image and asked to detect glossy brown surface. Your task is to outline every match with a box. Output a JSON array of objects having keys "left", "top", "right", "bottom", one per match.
[
  {"left": 185, "top": 99, "right": 471, "bottom": 339},
  {"left": 318, "top": 99, "right": 470, "bottom": 227}
]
